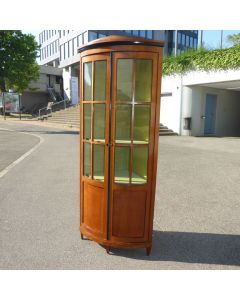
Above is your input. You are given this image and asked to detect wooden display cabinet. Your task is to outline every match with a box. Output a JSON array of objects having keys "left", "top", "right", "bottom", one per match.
[{"left": 79, "top": 35, "right": 164, "bottom": 255}]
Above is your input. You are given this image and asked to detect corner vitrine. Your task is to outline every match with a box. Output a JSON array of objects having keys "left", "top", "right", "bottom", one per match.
[{"left": 79, "top": 36, "right": 164, "bottom": 255}]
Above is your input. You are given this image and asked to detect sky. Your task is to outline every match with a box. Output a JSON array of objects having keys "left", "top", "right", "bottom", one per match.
[{"left": 200, "top": 30, "right": 240, "bottom": 49}]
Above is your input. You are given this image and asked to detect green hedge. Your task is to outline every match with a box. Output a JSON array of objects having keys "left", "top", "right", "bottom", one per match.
[{"left": 162, "top": 45, "right": 240, "bottom": 76}]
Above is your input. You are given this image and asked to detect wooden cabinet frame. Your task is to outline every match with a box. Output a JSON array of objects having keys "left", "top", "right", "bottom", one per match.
[{"left": 79, "top": 36, "right": 164, "bottom": 255}]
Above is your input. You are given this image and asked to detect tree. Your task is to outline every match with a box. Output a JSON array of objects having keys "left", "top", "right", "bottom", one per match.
[
  {"left": 227, "top": 33, "right": 240, "bottom": 46},
  {"left": 0, "top": 30, "right": 40, "bottom": 93}
]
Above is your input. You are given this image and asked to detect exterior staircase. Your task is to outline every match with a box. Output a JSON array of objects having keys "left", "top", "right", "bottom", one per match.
[
  {"left": 159, "top": 123, "right": 178, "bottom": 136},
  {"left": 44, "top": 105, "right": 80, "bottom": 128},
  {"left": 41, "top": 106, "right": 178, "bottom": 135}
]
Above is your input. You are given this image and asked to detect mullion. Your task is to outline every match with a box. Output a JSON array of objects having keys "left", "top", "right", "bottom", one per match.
[
  {"left": 90, "top": 61, "right": 94, "bottom": 179},
  {"left": 130, "top": 59, "right": 136, "bottom": 184}
]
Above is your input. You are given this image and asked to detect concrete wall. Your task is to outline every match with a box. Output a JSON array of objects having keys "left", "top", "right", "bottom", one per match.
[
  {"left": 182, "top": 86, "right": 240, "bottom": 136},
  {"left": 21, "top": 91, "right": 48, "bottom": 113},
  {"left": 160, "top": 75, "right": 182, "bottom": 134}
]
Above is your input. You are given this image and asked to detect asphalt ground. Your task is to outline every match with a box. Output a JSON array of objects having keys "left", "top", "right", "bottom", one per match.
[{"left": 0, "top": 120, "right": 240, "bottom": 269}]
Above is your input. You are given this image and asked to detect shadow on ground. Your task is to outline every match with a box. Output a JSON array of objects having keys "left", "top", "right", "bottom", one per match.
[
  {"left": 110, "top": 231, "right": 240, "bottom": 267},
  {"left": 15, "top": 129, "right": 79, "bottom": 135}
]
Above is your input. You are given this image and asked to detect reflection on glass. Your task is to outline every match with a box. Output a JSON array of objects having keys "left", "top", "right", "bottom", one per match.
[
  {"left": 133, "top": 106, "right": 150, "bottom": 143},
  {"left": 117, "top": 59, "right": 133, "bottom": 101},
  {"left": 94, "top": 104, "right": 105, "bottom": 141},
  {"left": 132, "top": 147, "right": 148, "bottom": 184},
  {"left": 84, "top": 143, "right": 91, "bottom": 177},
  {"left": 135, "top": 59, "right": 152, "bottom": 102},
  {"left": 93, "top": 144, "right": 105, "bottom": 181},
  {"left": 84, "top": 104, "right": 91, "bottom": 140},
  {"left": 94, "top": 60, "right": 106, "bottom": 100},
  {"left": 115, "top": 105, "right": 131, "bottom": 143},
  {"left": 114, "top": 147, "right": 130, "bottom": 184},
  {"left": 84, "top": 62, "right": 92, "bottom": 100}
]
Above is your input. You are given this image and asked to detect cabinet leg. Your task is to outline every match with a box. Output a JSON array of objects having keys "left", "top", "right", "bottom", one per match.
[
  {"left": 81, "top": 234, "right": 84, "bottom": 240},
  {"left": 146, "top": 246, "right": 152, "bottom": 256},
  {"left": 106, "top": 246, "right": 111, "bottom": 254}
]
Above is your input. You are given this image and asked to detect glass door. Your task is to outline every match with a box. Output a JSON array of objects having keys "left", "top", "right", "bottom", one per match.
[
  {"left": 109, "top": 52, "right": 158, "bottom": 242},
  {"left": 80, "top": 53, "right": 110, "bottom": 240}
]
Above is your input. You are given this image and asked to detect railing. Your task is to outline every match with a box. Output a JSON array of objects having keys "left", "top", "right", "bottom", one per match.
[{"left": 38, "top": 99, "right": 69, "bottom": 120}]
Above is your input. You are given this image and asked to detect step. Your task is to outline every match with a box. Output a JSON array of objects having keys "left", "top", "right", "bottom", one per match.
[{"left": 160, "top": 131, "right": 178, "bottom": 136}]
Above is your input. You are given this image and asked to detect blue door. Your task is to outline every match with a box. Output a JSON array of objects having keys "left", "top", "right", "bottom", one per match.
[{"left": 204, "top": 94, "right": 217, "bottom": 135}]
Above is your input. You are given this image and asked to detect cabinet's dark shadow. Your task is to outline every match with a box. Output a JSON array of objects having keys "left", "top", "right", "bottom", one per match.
[{"left": 110, "top": 231, "right": 240, "bottom": 267}]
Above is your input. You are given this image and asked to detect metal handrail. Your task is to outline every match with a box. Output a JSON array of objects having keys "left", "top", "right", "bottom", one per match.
[{"left": 38, "top": 99, "right": 68, "bottom": 119}]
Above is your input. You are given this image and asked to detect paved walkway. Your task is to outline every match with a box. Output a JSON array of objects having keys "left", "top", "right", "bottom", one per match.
[{"left": 0, "top": 120, "right": 240, "bottom": 269}]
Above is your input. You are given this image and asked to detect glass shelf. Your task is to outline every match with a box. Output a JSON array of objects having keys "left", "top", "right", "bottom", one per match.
[{"left": 115, "top": 170, "right": 147, "bottom": 185}]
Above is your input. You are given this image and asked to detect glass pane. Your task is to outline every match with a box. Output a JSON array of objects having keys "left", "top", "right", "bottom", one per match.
[
  {"left": 84, "top": 143, "right": 91, "bottom": 177},
  {"left": 135, "top": 59, "right": 152, "bottom": 102},
  {"left": 94, "top": 60, "right": 106, "bottom": 101},
  {"left": 132, "top": 147, "right": 148, "bottom": 184},
  {"left": 115, "top": 105, "right": 132, "bottom": 143},
  {"left": 84, "top": 62, "right": 92, "bottom": 100},
  {"left": 133, "top": 106, "right": 150, "bottom": 143},
  {"left": 114, "top": 147, "right": 130, "bottom": 184},
  {"left": 93, "top": 104, "right": 105, "bottom": 141},
  {"left": 93, "top": 144, "right": 105, "bottom": 181},
  {"left": 84, "top": 104, "right": 91, "bottom": 140},
  {"left": 117, "top": 59, "right": 133, "bottom": 101}
]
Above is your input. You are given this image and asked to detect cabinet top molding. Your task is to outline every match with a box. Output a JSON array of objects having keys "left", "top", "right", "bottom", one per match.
[{"left": 78, "top": 35, "right": 164, "bottom": 54}]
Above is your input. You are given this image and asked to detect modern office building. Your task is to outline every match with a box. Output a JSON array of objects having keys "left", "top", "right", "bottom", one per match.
[{"left": 38, "top": 30, "right": 199, "bottom": 104}]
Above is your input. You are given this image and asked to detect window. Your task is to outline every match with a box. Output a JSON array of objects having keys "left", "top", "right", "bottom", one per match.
[
  {"left": 178, "top": 32, "right": 181, "bottom": 44},
  {"left": 186, "top": 35, "right": 189, "bottom": 47},
  {"left": 73, "top": 38, "right": 77, "bottom": 55},
  {"left": 49, "top": 44, "right": 52, "bottom": 56},
  {"left": 139, "top": 30, "right": 146, "bottom": 38},
  {"left": 146, "top": 30, "right": 153, "bottom": 39},
  {"left": 49, "top": 30, "right": 51, "bottom": 38},
  {"left": 59, "top": 30, "right": 62, "bottom": 38},
  {"left": 125, "top": 30, "right": 132, "bottom": 34},
  {"left": 60, "top": 45, "right": 63, "bottom": 61},
  {"left": 190, "top": 37, "right": 193, "bottom": 47},
  {"left": 172, "top": 31, "right": 175, "bottom": 43},
  {"left": 99, "top": 33, "right": 105, "bottom": 38},
  {"left": 89, "top": 31, "right": 98, "bottom": 41},
  {"left": 46, "top": 30, "right": 48, "bottom": 40},
  {"left": 132, "top": 30, "right": 139, "bottom": 36},
  {"left": 77, "top": 34, "right": 82, "bottom": 47},
  {"left": 194, "top": 38, "right": 197, "bottom": 48},
  {"left": 64, "top": 43, "right": 67, "bottom": 59},
  {"left": 69, "top": 40, "right": 73, "bottom": 57},
  {"left": 63, "top": 30, "right": 65, "bottom": 36},
  {"left": 182, "top": 34, "right": 185, "bottom": 46},
  {"left": 83, "top": 31, "right": 88, "bottom": 44}
]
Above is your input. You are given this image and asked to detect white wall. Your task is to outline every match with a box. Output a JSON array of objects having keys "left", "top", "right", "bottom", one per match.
[{"left": 160, "top": 75, "right": 182, "bottom": 134}]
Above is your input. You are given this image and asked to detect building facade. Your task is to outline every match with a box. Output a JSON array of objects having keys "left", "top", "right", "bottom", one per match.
[
  {"left": 161, "top": 69, "right": 240, "bottom": 137},
  {"left": 38, "top": 30, "right": 198, "bottom": 104}
]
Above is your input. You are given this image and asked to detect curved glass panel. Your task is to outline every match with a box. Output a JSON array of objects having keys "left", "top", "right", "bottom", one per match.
[
  {"left": 117, "top": 59, "right": 133, "bottom": 101},
  {"left": 84, "top": 104, "right": 91, "bottom": 140},
  {"left": 115, "top": 105, "right": 132, "bottom": 143},
  {"left": 133, "top": 105, "right": 150, "bottom": 143},
  {"left": 135, "top": 59, "right": 152, "bottom": 102},
  {"left": 83, "top": 62, "right": 92, "bottom": 100},
  {"left": 94, "top": 60, "right": 106, "bottom": 101},
  {"left": 93, "top": 144, "right": 105, "bottom": 181},
  {"left": 114, "top": 147, "right": 130, "bottom": 184},
  {"left": 84, "top": 143, "right": 91, "bottom": 177},
  {"left": 93, "top": 104, "right": 105, "bottom": 141},
  {"left": 132, "top": 146, "right": 148, "bottom": 184}
]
